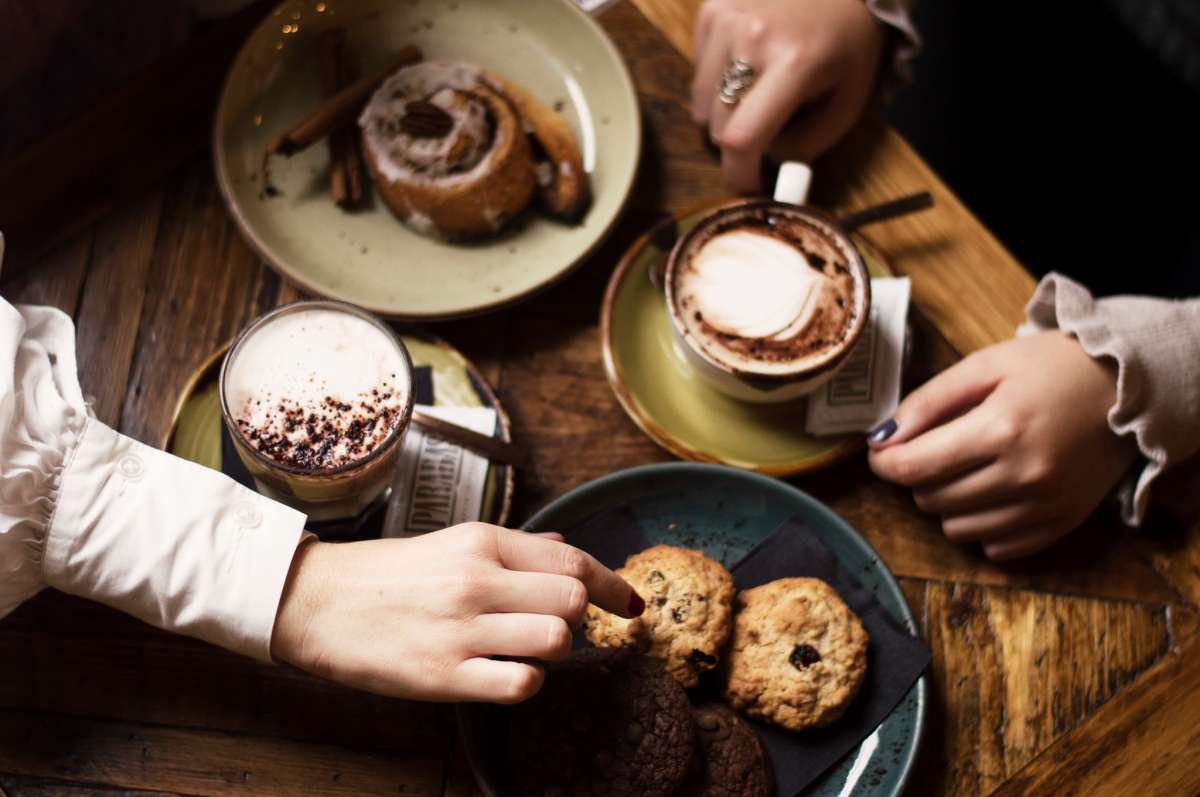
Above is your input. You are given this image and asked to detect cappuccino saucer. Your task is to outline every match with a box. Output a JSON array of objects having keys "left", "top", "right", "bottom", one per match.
[
  {"left": 601, "top": 202, "right": 895, "bottom": 476},
  {"left": 164, "top": 329, "right": 514, "bottom": 528}
]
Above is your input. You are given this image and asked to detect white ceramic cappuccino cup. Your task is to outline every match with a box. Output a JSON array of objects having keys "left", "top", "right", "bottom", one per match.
[{"left": 664, "top": 163, "right": 872, "bottom": 404}]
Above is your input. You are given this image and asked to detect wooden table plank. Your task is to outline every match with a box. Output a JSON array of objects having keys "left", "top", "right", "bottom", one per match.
[
  {"left": 0, "top": 774, "right": 185, "bottom": 797},
  {"left": 0, "top": 2, "right": 274, "bottom": 273},
  {"left": 989, "top": 630, "right": 1200, "bottom": 797},
  {"left": 0, "top": 621, "right": 455, "bottom": 757},
  {"left": 0, "top": 232, "right": 92, "bottom": 314},
  {"left": 906, "top": 582, "right": 1173, "bottom": 796},
  {"left": 1134, "top": 516, "right": 1200, "bottom": 607},
  {"left": 72, "top": 190, "right": 164, "bottom": 428},
  {"left": 117, "top": 164, "right": 280, "bottom": 445},
  {"left": 0, "top": 709, "right": 446, "bottom": 797}
]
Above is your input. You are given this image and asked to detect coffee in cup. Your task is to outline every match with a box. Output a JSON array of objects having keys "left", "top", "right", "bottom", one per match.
[
  {"left": 665, "top": 199, "right": 871, "bottom": 403},
  {"left": 219, "top": 300, "right": 415, "bottom": 521}
]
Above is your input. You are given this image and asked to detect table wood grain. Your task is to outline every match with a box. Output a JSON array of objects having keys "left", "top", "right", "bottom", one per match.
[{"left": 1, "top": 2, "right": 1197, "bottom": 796}]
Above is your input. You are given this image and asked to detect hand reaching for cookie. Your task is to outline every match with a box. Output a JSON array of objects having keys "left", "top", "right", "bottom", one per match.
[
  {"left": 270, "top": 523, "right": 644, "bottom": 703},
  {"left": 868, "top": 332, "right": 1138, "bottom": 561},
  {"left": 691, "top": 0, "right": 885, "bottom": 193}
]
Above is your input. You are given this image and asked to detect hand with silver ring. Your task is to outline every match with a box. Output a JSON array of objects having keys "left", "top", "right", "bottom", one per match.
[{"left": 691, "top": 0, "right": 886, "bottom": 193}]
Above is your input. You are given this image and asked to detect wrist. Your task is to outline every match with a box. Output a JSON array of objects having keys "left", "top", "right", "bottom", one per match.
[{"left": 270, "top": 536, "right": 327, "bottom": 666}]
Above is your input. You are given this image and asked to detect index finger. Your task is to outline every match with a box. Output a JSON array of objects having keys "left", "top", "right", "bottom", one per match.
[
  {"left": 722, "top": 58, "right": 832, "bottom": 157},
  {"left": 868, "top": 403, "right": 997, "bottom": 487},
  {"left": 716, "top": 59, "right": 833, "bottom": 193},
  {"left": 494, "top": 529, "right": 644, "bottom": 619}
]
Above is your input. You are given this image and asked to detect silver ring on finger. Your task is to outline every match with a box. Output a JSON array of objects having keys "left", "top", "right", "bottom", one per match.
[{"left": 718, "top": 58, "right": 756, "bottom": 106}]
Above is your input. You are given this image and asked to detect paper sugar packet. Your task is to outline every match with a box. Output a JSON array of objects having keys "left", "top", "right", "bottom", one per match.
[
  {"left": 383, "top": 405, "right": 498, "bottom": 537},
  {"left": 806, "top": 277, "right": 911, "bottom": 436}
]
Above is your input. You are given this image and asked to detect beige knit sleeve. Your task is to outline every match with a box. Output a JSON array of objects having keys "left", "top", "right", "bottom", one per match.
[{"left": 1019, "top": 272, "right": 1200, "bottom": 525}]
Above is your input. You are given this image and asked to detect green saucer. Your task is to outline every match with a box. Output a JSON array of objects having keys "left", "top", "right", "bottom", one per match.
[
  {"left": 458, "top": 463, "right": 926, "bottom": 797},
  {"left": 601, "top": 204, "right": 894, "bottom": 476},
  {"left": 164, "top": 330, "right": 514, "bottom": 526}
]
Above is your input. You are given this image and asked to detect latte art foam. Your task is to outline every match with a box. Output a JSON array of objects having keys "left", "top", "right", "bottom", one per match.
[
  {"left": 687, "top": 230, "right": 835, "bottom": 340},
  {"left": 224, "top": 308, "right": 410, "bottom": 471},
  {"left": 673, "top": 211, "right": 863, "bottom": 376}
]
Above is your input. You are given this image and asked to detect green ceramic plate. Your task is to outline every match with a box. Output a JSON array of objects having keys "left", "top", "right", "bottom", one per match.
[
  {"left": 214, "top": 0, "right": 640, "bottom": 320},
  {"left": 164, "top": 330, "right": 514, "bottom": 526},
  {"left": 601, "top": 204, "right": 894, "bottom": 476},
  {"left": 457, "top": 463, "right": 926, "bottom": 797}
]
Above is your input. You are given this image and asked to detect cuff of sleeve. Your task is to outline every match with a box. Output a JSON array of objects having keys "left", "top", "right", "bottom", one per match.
[
  {"left": 43, "top": 417, "right": 309, "bottom": 661},
  {"left": 1020, "top": 273, "right": 1200, "bottom": 526}
]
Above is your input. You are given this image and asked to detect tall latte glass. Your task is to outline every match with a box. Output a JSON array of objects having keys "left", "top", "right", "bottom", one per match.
[{"left": 219, "top": 300, "right": 415, "bottom": 522}]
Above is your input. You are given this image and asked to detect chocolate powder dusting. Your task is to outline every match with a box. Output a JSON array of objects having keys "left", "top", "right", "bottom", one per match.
[{"left": 235, "top": 388, "right": 404, "bottom": 470}]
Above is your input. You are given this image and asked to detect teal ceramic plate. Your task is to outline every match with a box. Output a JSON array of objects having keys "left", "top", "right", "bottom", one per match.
[{"left": 458, "top": 463, "right": 926, "bottom": 797}]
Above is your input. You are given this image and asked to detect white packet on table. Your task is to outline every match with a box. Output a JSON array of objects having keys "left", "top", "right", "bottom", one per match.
[
  {"left": 805, "top": 277, "right": 911, "bottom": 436},
  {"left": 383, "top": 405, "right": 498, "bottom": 538}
]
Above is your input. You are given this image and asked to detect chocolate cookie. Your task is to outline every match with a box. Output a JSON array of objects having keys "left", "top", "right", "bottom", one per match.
[
  {"left": 683, "top": 701, "right": 774, "bottom": 797},
  {"left": 507, "top": 648, "right": 695, "bottom": 796},
  {"left": 724, "top": 577, "right": 869, "bottom": 731},
  {"left": 585, "top": 545, "right": 734, "bottom": 688}
]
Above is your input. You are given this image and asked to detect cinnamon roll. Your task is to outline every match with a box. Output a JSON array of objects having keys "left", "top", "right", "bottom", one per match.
[{"left": 358, "top": 61, "right": 589, "bottom": 240}]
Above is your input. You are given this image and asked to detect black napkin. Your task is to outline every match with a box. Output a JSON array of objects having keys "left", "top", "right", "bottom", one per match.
[
  {"left": 730, "top": 518, "right": 931, "bottom": 796},
  {"left": 562, "top": 509, "right": 931, "bottom": 797},
  {"left": 564, "top": 505, "right": 650, "bottom": 571}
]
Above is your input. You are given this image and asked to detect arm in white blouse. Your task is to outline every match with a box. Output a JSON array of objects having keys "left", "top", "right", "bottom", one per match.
[{"left": 0, "top": 297, "right": 307, "bottom": 661}]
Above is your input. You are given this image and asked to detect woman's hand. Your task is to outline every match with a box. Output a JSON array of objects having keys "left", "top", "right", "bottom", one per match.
[
  {"left": 271, "top": 523, "right": 643, "bottom": 703},
  {"left": 691, "top": 0, "right": 885, "bottom": 193},
  {"left": 869, "top": 332, "right": 1138, "bottom": 561}
]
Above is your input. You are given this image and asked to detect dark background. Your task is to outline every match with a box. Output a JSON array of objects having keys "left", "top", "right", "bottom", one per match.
[{"left": 888, "top": 0, "right": 1200, "bottom": 299}]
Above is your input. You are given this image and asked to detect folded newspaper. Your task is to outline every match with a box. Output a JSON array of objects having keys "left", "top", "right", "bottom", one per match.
[{"left": 805, "top": 277, "right": 911, "bottom": 436}]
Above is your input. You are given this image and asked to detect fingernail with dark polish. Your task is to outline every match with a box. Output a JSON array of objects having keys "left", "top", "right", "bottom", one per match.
[
  {"left": 628, "top": 591, "right": 645, "bottom": 617},
  {"left": 868, "top": 418, "right": 897, "bottom": 445}
]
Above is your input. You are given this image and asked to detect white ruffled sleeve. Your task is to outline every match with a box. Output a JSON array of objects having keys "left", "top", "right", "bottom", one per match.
[
  {"left": 0, "top": 298, "right": 308, "bottom": 661},
  {"left": 0, "top": 302, "right": 85, "bottom": 614}
]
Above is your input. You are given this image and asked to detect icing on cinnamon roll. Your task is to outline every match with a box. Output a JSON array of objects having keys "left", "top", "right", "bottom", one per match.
[{"left": 359, "top": 61, "right": 535, "bottom": 240}]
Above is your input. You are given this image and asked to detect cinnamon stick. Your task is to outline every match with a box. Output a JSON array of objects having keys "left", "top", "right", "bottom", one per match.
[
  {"left": 319, "top": 30, "right": 348, "bottom": 205},
  {"left": 319, "top": 28, "right": 364, "bottom": 208},
  {"left": 267, "top": 43, "right": 421, "bottom": 158},
  {"left": 338, "top": 50, "right": 366, "bottom": 207}
]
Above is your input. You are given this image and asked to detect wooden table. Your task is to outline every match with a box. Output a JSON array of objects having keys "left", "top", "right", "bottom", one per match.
[{"left": 2, "top": 2, "right": 1198, "bottom": 795}]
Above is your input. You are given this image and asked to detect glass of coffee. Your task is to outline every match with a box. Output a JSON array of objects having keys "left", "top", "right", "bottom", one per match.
[
  {"left": 219, "top": 300, "right": 415, "bottom": 522},
  {"left": 664, "top": 164, "right": 871, "bottom": 403}
]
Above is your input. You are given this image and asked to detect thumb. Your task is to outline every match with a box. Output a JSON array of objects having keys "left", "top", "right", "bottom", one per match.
[{"left": 869, "top": 350, "right": 1003, "bottom": 449}]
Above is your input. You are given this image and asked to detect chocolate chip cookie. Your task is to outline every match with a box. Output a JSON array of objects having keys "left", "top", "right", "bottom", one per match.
[
  {"left": 683, "top": 701, "right": 774, "bottom": 797},
  {"left": 585, "top": 545, "right": 734, "bottom": 688},
  {"left": 506, "top": 647, "right": 695, "bottom": 796},
  {"left": 724, "top": 577, "right": 868, "bottom": 731}
]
